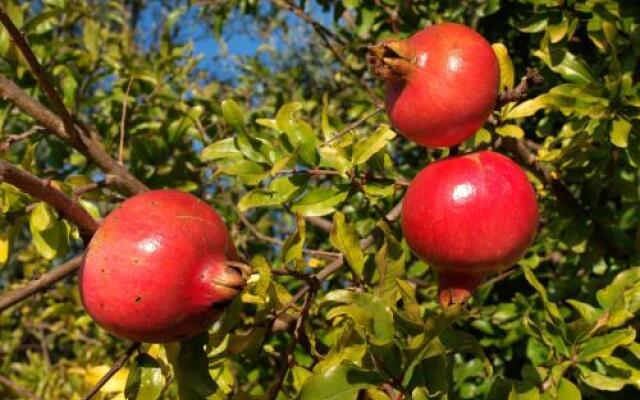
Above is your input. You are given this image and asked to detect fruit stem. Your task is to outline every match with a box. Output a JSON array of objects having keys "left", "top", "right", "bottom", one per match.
[
  {"left": 367, "top": 40, "right": 414, "bottom": 81},
  {"left": 437, "top": 271, "right": 485, "bottom": 308}
]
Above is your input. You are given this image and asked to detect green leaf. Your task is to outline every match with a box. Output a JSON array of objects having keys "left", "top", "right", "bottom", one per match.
[
  {"left": 555, "top": 378, "right": 581, "bottom": 400},
  {"left": 30, "top": 202, "right": 54, "bottom": 231},
  {"left": 217, "top": 160, "right": 267, "bottom": 185},
  {"left": 577, "top": 327, "right": 636, "bottom": 362},
  {"left": 597, "top": 267, "right": 640, "bottom": 312},
  {"left": 578, "top": 365, "right": 627, "bottom": 391},
  {"left": 504, "top": 94, "right": 552, "bottom": 119},
  {"left": 374, "top": 223, "right": 405, "bottom": 305},
  {"left": 492, "top": 43, "right": 515, "bottom": 89},
  {"left": 237, "top": 176, "right": 304, "bottom": 211},
  {"left": 292, "top": 187, "right": 348, "bottom": 217},
  {"left": 221, "top": 99, "right": 246, "bottom": 131},
  {"left": 522, "top": 267, "right": 565, "bottom": 327},
  {"left": 534, "top": 46, "right": 595, "bottom": 84},
  {"left": 275, "top": 102, "right": 303, "bottom": 133},
  {"left": 241, "top": 255, "right": 271, "bottom": 305},
  {"left": 200, "top": 138, "right": 243, "bottom": 162},
  {"left": 165, "top": 334, "right": 217, "bottom": 400},
  {"left": 0, "top": 230, "right": 10, "bottom": 265},
  {"left": 124, "top": 353, "right": 165, "bottom": 400},
  {"left": 352, "top": 125, "right": 396, "bottom": 165},
  {"left": 325, "top": 290, "right": 394, "bottom": 345},
  {"left": 299, "top": 364, "right": 383, "bottom": 400},
  {"left": 330, "top": 212, "right": 365, "bottom": 279},
  {"left": 508, "top": 381, "right": 540, "bottom": 400},
  {"left": 282, "top": 214, "right": 306, "bottom": 269},
  {"left": 495, "top": 124, "right": 525, "bottom": 138},
  {"left": 610, "top": 118, "right": 632, "bottom": 148}
]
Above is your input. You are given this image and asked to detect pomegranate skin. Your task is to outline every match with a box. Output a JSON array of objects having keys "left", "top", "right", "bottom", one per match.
[
  {"left": 402, "top": 151, "right": 539, "bottom": 306},
  {"left": 80, "top": 189, "right": 243, "bottom": 343},
  {"left": 383, "top": 23, "right": 499, "bottom": 147}
]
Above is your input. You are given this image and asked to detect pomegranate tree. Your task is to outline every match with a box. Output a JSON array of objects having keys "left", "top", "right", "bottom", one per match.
[
  {"left": 368, "top": 23, "right": 499, "bottom": 147},
  {"left": 401, "top": 151, "right": 539, "bottom": 307},
  {"left": 80, "top": 190, "right": 244, "bottom": 343}
]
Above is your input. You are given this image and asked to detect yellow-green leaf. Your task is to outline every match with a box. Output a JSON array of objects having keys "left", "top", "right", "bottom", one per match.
[
  {"left": 492, "top": 43, "right": 515, "bottom": 90},
  {"left": 495, "top": 124, "right": 525, "bottom": 139}
]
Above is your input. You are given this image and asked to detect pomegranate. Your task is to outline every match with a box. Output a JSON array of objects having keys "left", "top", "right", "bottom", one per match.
[
  {"left": 401, "top": 151, "right": 539, "bottom": 307},
  {"left": 368, "top": 23, "right": 499, "bottom": 148},
  {"left": 80, "top": 189, "right": 244, "bottom": 343}
]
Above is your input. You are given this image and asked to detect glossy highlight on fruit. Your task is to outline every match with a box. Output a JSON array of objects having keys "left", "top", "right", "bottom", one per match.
[
  {"left": 368, "top": 23, "right": 500, "bottom": 148},
  {"left": 80, "top": 189, "right": 244, "bottom": 343},
  {"left": 401, "top": 151, "right": 539, "bottom": 306}
]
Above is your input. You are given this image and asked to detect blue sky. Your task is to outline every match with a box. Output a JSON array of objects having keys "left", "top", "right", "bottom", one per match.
[{"left": 138, "top": 1, "right": 333, "bottom": 81}]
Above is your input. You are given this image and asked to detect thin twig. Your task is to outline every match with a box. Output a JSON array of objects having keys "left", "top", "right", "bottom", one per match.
[
  {"left": 119, "top": 77, "right": 134, "bottom": 165},
  {"left": 0, "top": 74, "right": 147, "bottom": 195},
  {"left": 0, "top": 256, "right": 83, "bottom": 313},
  {"left": 325, "top": 104, "right": 385, "bottom": 144},
  {"left": 81, "top": 342, "right": 140, "bottom": 400},
  {"left": 267, "top": 289, "right": 315, "bottom": 400},
  {"left": 0, "top": 160, "right": 99, "bottom": 240},
  {"left": 496, "top": 68, "right": 544, "bottom": 108},
  {"left": 0, "top": 126, "right": 42, "bottom": 152},
  {"left": 0, "top": 374, "right": 42, "bottom": 400}
]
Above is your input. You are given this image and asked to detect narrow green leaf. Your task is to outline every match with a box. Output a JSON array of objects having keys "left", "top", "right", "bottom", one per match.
[
  {"left": 352, "top": 125, "right": 396, "bottom": 165},
  {"left": 124, "top": 353, "right": 165, "bottom": 400},
  {"left": 221, "top": 99, "right": 245, "bottom": 131},
  {"left": 492, "top": 43, "right": 515, "bottom": 89},
  {"left": 291, "top": 187, "right": 348, "bottom": 217},
  {"left": 330, "top": 212, "right": 365, "bottom": 279},
  {"left": 610, "top": 118, "right": 632, "bottom": 148},
  {"left": 165, "top": 334, "right": 217, "bottom": 400},
  {"left": 200, "top": 138, "right": 243, "bottom": 162},
  {"left": 577, "top": 327, "right": 636, "bottom": 362},
  {"left": 495, "top": 124, "right": 525, "bottom": 138},
  {"left": 282, "top": 214, "right": 306, "bottom": 269}
]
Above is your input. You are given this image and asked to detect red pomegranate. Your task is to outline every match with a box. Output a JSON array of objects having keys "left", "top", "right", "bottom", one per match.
[
  {"left": 368, "top": 23, "right": 499, "bottom": 148},
  {"left": 80, "top": 189, "right": 244, "bottom": 343},
  {"left": 402, "top": 151, "right": 539, "bottom": 306}
]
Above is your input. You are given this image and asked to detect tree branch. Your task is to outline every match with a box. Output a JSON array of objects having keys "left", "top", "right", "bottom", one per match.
[
  {"left": 0, "top": 374, "right": 42, "bottom": 400},
  {"left": 496, "top": 68, "right": 544, "bottom": 108},
  {"left": 0, "top": 160, "right": 99, "bottom": 240},
  {"left": 0, "top": 7, "right": 83, "bottom": 146},
  {"left": 0, "top": 255, "right": 83, "bottom": 313},
  {"left": 81, "top": 342, "right": 140, "bottom": 400}
]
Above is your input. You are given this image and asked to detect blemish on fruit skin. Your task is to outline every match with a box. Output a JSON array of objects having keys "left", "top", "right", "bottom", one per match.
[
  {"left": 132, "top": 257, "right": 140, "bottom": 265},
  {"left": 134, "top": 296, "right": 142, "bottom": 303}
]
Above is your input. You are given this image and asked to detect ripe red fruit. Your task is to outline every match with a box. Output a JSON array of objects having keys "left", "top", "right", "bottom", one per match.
[
  {"left": 80, "top": 189, "right": 244, "bottom": 343},
  {"left": 368, "top": 23, "right": 499, "bottom": 148},
  {"left": 401, "top": 151, "right": 539, "bottom": 307}
]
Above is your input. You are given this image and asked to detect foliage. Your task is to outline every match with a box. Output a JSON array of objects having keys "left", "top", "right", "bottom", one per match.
[{"left": 0, "top": 0, "right": 639, "bottom": 399}]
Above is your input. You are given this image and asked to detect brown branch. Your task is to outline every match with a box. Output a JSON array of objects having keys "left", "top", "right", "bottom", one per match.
[
  {"left": 496, "top": 68, "right": 544, "bottom": 108},
  {"left": 0, "top": 74, "right": 147, "bottom": 195},
  {"left": 0, "top": 8, "right": 83, "bottom": 146},
  {"left": 235, "top": 208, "right": 340, "bottom": 260},
  {"left": 0, "top": 160, "right": 99, "bottom": 240},
  {"left": 0, "top": 255, "right": 83, "bottom": 313},
  {"left": 267, "top": 289, "right": 315, "bottom": 400},
  {"left": 0, "top": 126, "right": 42, "bottom": 152},
  {"left": 0, "top": 374, "right": 42, "bottom": 400},
  {"left": 81, "top": 342, "right": 140, "bottom": 400}
]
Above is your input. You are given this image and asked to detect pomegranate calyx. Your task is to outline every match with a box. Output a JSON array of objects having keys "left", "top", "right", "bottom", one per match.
[
  {"left": 437, "top": 271, "right": 485, "bottom": 308},
  {"left": 367, "top": 40, "right": 414, "bottom": 81}
]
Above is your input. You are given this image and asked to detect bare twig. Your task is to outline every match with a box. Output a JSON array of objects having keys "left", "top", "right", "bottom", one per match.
[
  {"left": 0, "top": 126, "right": 42, "bottom": 152},
  {"left": 0, "top": 160, "right": 99, "bottom": 240},
  {"left": 0, "top": 74, "right": 147, "bottom": 195},
  {"left": 0, "top": 256, "right": 83, "bottom": 313},
  {"left": 325, "top": 104, "right": 385, "bottom": 144},
  {"left": 235, "top": 208, "right": 340, "bottom": 259},
  {"left": 81, "top": 342, "right": 140, "bottom": 400},
  {"left": 119, "top": 77, "right": 134, "bottom": 165},
  {"left": 272, "top": 198, "right": 404, "bottom": 318},
  {"left": 496, "top": 68, "right": 544, "bottom": 108},
  {"left": 267, "top": 289, "right": 315, "bottom": 400},
  {"left": 0, "top": 374, "right": 42, "bottom": 400}
]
